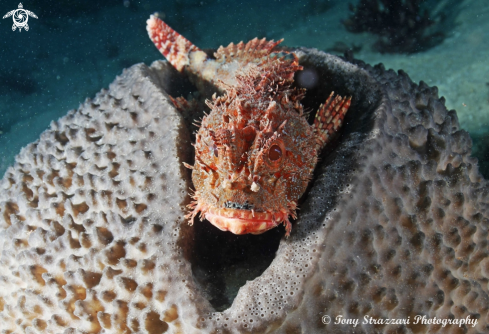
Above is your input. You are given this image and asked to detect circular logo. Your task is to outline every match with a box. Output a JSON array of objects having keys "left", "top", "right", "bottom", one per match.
[
  {"left": 14, "top": 10, "right": 27, "bottom": 27},
  {"left": 322, "top": 315, "right": 331, "bottom": 324}
]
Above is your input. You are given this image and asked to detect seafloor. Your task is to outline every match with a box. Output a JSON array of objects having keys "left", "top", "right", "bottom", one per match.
[{"left": 1, "top": 0, "right": 488, "bottom": 176}]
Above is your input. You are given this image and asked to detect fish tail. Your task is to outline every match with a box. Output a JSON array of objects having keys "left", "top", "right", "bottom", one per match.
[{"left": 146, "top": 14, "right": 203, "bottom": 72}]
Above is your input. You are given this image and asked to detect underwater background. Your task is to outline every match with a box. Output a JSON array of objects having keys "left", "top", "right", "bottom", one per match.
[{"left": 1, "top": 0, "right": 488, "bottom": 178}]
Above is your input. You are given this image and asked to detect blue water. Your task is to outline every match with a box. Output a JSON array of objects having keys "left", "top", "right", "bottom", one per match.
[{"left": 1, "top": 0, "right": 488, "bottom": 176}]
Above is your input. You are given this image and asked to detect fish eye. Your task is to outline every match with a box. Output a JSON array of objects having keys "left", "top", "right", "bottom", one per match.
[{"left": 269, "top": 144, "right": 282, "bottom": 161}]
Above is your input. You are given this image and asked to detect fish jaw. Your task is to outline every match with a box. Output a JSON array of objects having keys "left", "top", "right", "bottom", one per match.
[{"left": 204, "top": 207, "right": 291, "bottom": 235}]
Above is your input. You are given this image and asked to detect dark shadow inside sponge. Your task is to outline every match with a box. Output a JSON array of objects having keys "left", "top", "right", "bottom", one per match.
[
  {"left": 190, "top": 220, "right": 284, "bottom": 311},
  {"left": 295, "top": 51, "right": 382, "bottom": 139},
  {"left": 150, "top": 60, "right": 196, "bottom": 99}
]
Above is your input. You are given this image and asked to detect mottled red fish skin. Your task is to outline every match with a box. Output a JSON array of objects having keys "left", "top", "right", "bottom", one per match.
[{"left": 147, "top": 14, "right": 350, "bottom": 236}]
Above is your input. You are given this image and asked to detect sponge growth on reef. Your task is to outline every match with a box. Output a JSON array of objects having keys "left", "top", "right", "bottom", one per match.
[{"left": 1, "top": 47, "right": 489, "bottom": 333}]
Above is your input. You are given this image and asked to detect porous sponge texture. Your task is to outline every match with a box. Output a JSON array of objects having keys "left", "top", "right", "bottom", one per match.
[
  {"left": 1, "top": 49, "right": 489, "bottom": 334},
  {"left": 0, "top": 61, "right": 212, "bottom": 333},
  {"left": 275, "top": 50, "right": 489, "bottom": 333}
]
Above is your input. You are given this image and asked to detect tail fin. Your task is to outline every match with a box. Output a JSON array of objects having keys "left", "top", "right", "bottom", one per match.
[{"left": 146, "top": 14, "right": 202, "bottom": 72}]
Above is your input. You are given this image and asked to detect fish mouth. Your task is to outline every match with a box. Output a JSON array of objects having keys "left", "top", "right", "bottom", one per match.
[{"left": 205, "top": 207, "right": 289, "bottom": 235}]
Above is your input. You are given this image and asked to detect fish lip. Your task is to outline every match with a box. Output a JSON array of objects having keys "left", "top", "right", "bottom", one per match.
[{"left": 204, "top": 207, "right": 287, "bottom": 235}]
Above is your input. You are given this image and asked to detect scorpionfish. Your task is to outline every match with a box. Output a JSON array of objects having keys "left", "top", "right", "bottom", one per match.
[{"left": 147, "top": 14, "right": 351, "bottom": 236}]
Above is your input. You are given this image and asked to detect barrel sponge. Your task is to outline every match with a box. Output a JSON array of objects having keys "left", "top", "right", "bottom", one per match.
[
  {"left": 0, "top": 61, "right": 210, "bottom": 333},
  {"left": 1, "top": 48, "right": 489, "bottom": 334}
]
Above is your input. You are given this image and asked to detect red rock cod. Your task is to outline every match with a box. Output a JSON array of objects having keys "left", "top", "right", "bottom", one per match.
[{"left": 147, "top": 14, "right": 351, "bottom": 236}]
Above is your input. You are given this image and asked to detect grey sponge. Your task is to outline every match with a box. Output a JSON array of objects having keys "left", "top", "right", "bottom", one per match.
[{"left": 1, "top": 48, "right": 488, "bottom": 334}]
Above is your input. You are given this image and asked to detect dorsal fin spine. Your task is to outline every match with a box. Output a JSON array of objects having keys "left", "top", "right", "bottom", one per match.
[{"left": 214, "top": 37, "right": 284, "bottom": 64}]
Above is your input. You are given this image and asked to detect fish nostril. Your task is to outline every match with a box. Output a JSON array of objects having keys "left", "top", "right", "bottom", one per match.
[{"left": 224, "top": 201, "right": 254, "bottom": 210}]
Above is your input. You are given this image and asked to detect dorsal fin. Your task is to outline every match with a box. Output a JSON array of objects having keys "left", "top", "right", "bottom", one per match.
[
  {"left": 146, "top": 15, "right": 295, "bottom": 92},
  {"left": 214, "top": 38, "right": 283, "bottom": 65},
  {"left": 146, "top": 14, "right": 203, "bottom": 72}
]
